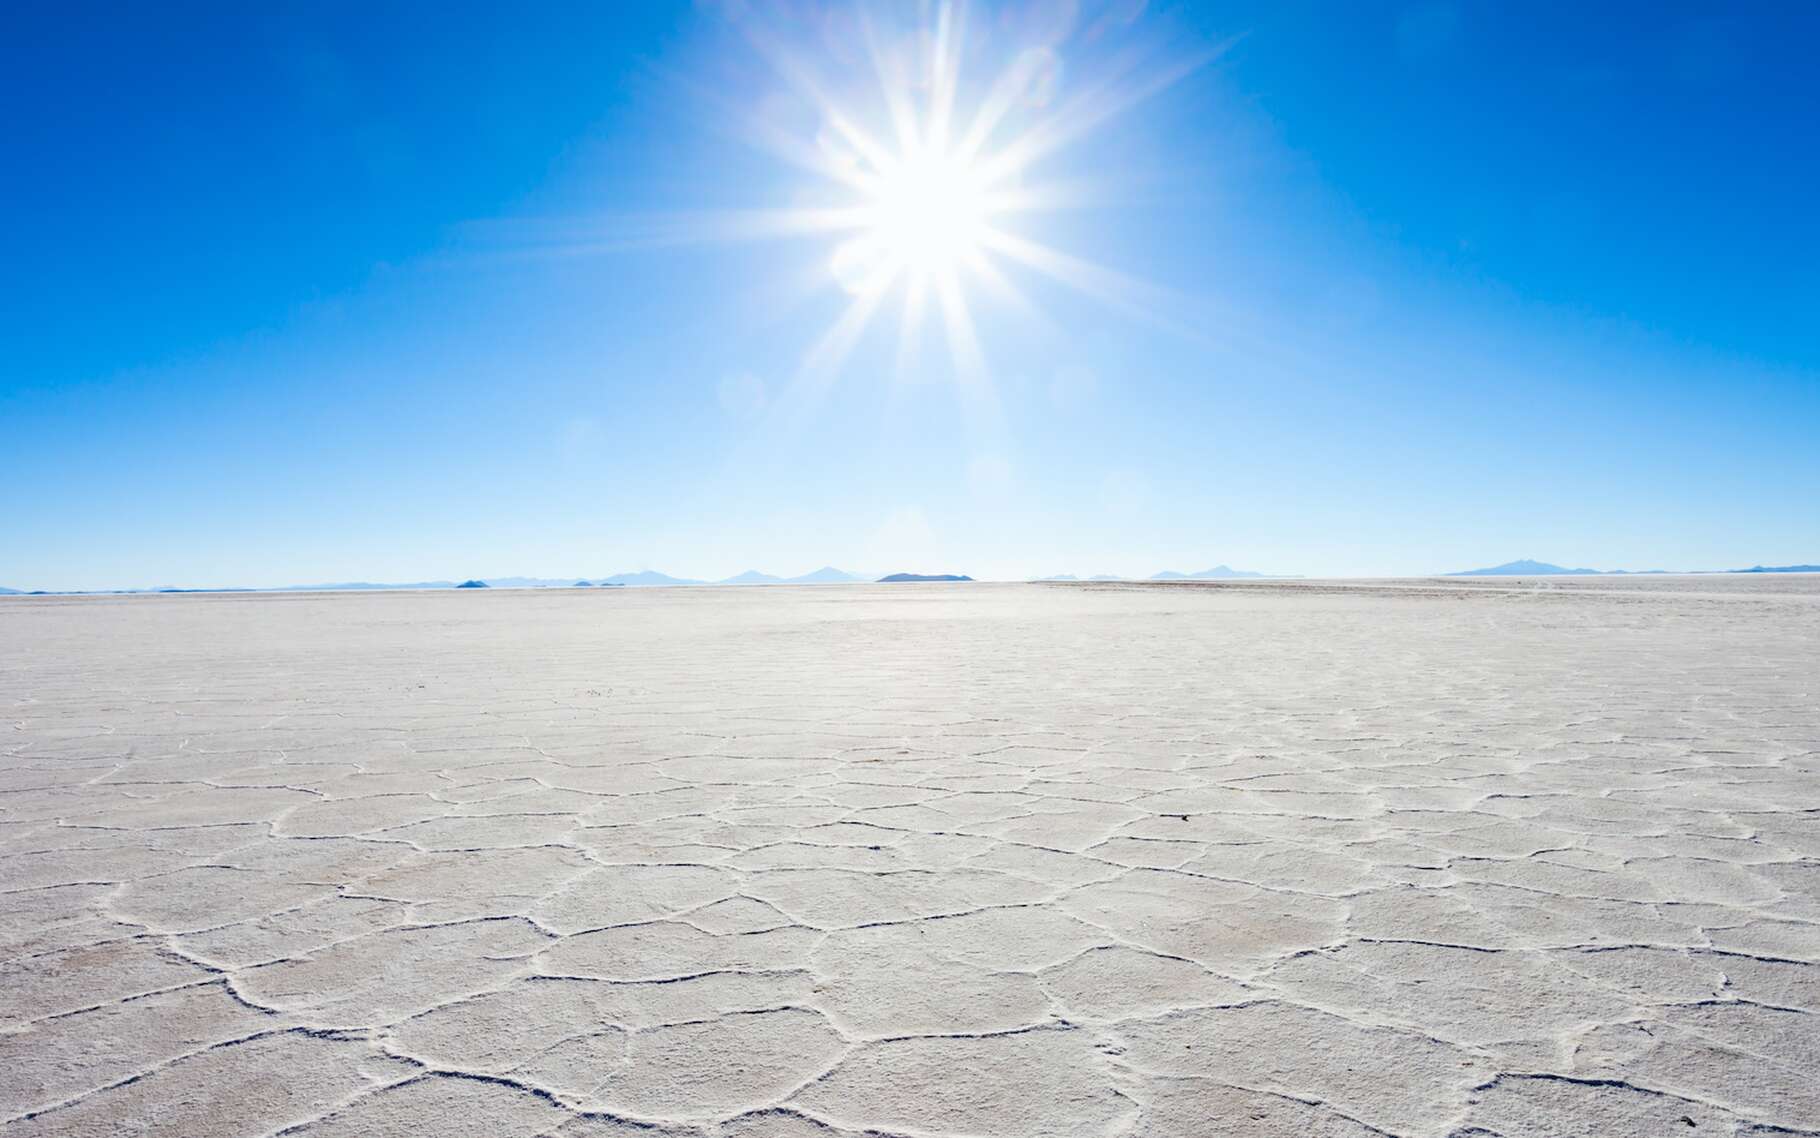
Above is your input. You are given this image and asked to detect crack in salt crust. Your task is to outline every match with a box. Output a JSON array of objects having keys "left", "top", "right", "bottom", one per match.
[{"left": 2, "top": 578, "right": 1818, "bottom": 1136}]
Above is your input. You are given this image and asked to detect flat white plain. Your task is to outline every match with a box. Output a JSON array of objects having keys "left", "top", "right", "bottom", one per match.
[{"left": 1, "top": 577, "right": 1816, "bottom": 1136}]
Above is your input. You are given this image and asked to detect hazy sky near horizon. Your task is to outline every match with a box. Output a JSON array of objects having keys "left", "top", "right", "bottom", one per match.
[{"left": 4, "top": 0, "right": 1817, "bottom": 590}]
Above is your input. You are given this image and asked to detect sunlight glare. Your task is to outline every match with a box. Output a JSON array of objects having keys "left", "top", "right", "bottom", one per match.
[
  {"left": 861, "top": 144, "right": 992, "bottom": 280},
  {"left": 715, "top": 1, "right": 1201, "bottom": 390}
]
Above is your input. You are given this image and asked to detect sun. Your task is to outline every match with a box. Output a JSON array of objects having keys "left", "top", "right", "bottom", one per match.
[
  {"left": 847, "top": 142, "right": 993, "bottom": 285},
  {"left": 697, "top": 1, "right": 1201, "bottom": 395}
]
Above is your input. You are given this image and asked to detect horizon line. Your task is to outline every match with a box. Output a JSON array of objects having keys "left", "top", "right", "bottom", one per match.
[{"left": 7, "top": 559, "right": 1819, "bottom": 596}]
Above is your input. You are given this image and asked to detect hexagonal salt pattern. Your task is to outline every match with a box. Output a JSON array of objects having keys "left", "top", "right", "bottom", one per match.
[{"left": 2, "top": 577, "right": 1817, "bottom": 1136}]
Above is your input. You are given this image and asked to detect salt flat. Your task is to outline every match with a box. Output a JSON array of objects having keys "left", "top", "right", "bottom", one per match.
[{"left": 2, "top": 578, "right": 1817, "bottom": 1137}]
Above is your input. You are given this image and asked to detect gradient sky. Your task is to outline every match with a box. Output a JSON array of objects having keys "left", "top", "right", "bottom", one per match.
[{"left": 4, "top": 0, "right": 1816, "bottom": 590}]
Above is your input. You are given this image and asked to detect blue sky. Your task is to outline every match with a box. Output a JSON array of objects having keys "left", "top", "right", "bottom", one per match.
[{"left": 4, "top": 0, "right": 1815, "bottom": 589}]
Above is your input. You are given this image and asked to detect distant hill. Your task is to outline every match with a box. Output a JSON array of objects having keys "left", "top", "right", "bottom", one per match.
[
  {"left": 720, "top": 570, "right": 785, "bottom": 585},
  {"left": 786, "top": 566, "right": 862, "bottom": 584},
  {"left": 878, "top": 573, "right": 973, "bottom": 582},
  {"left": 595, "top": 571, "right": 706, "bottom": 587},
  {"left": 1036, "top": 574, "right": 1079, "bottom": 581},
  {"left": 456, "top": 579, "right": 489, "bottom": 589},
  {"left": 1193, "top": 564, "right": 1268, "bottom": 579},
  {"left": 1153, "top": 565, "right": 1270, "bottom": 580},
  {"left": 1734, "top": 564, "right": 1820, "bottom": 573},
  {"left": 0, "top": 586, "right": 22, "bottom": 595},
  {"left": 1449, "top": 559, "right": 1604, "bottom": 576}
]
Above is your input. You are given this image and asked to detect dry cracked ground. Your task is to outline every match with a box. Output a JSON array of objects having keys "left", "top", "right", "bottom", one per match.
[{"left": 2, "top": 578, "right": 1817, "bottom": 1137}]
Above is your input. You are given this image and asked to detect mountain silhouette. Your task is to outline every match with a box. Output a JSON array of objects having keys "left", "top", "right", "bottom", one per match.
[
  {"left": 1193, "top": 564, "right": 1267, "bottom": 579},
  {"left": 878, "top": 573, "right": 972, "bottom": 582},
  {"left": 720, "top": 570, "right": 785, "bottom": 585},
  {"left": 1152, "top": 565, "right": 1269, "bottom": 580},
  {"left": 30, "top": 558, "right": 1810, "bottom": 595},
  {"left": 1448, "top": 559, "right": 1607, "bottom": 576},
  {"left": 786, "top": 566, "right": 862, "bottom": 584},
  {"left": 595, "top": 571, "right": 706, "bottom": 587}
]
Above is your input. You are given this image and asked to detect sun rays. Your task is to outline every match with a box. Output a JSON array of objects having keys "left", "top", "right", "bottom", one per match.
[
  {"left": 718, "top": 0, "right": 1201, "bottom": 399},
  {"left": 465, "top": 3, "right": 1212, "bottom": 428}
]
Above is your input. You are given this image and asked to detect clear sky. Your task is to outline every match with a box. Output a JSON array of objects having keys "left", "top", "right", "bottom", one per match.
[{"left": 4, "top": 0, "right": 1816, "bottom": 590}]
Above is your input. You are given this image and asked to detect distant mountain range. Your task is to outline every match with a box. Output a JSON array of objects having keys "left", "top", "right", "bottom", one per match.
[
  {"left": 1152, "top": 565, "right": 1272, "bottom": 580},
  {"left": 878, "top": 573, "right": 973, "bottom": 582},
  {"left": 712, "top": 567, "right": 862, "bottom": 586},
  {"left": 785, "top": 566, "right": 865, "bottom": 584},
  {"left": 719, "top": 570, "right": 783, "bottom": 585},
  {"left": 1449, "top": 559, "right": 1611, "bottom": 576},
  {"left": 8, "top": 560, "right": 1815, "bottom": 596},
  {"left": 592, "top": 571, "right": 706, "bottom": 587}
]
